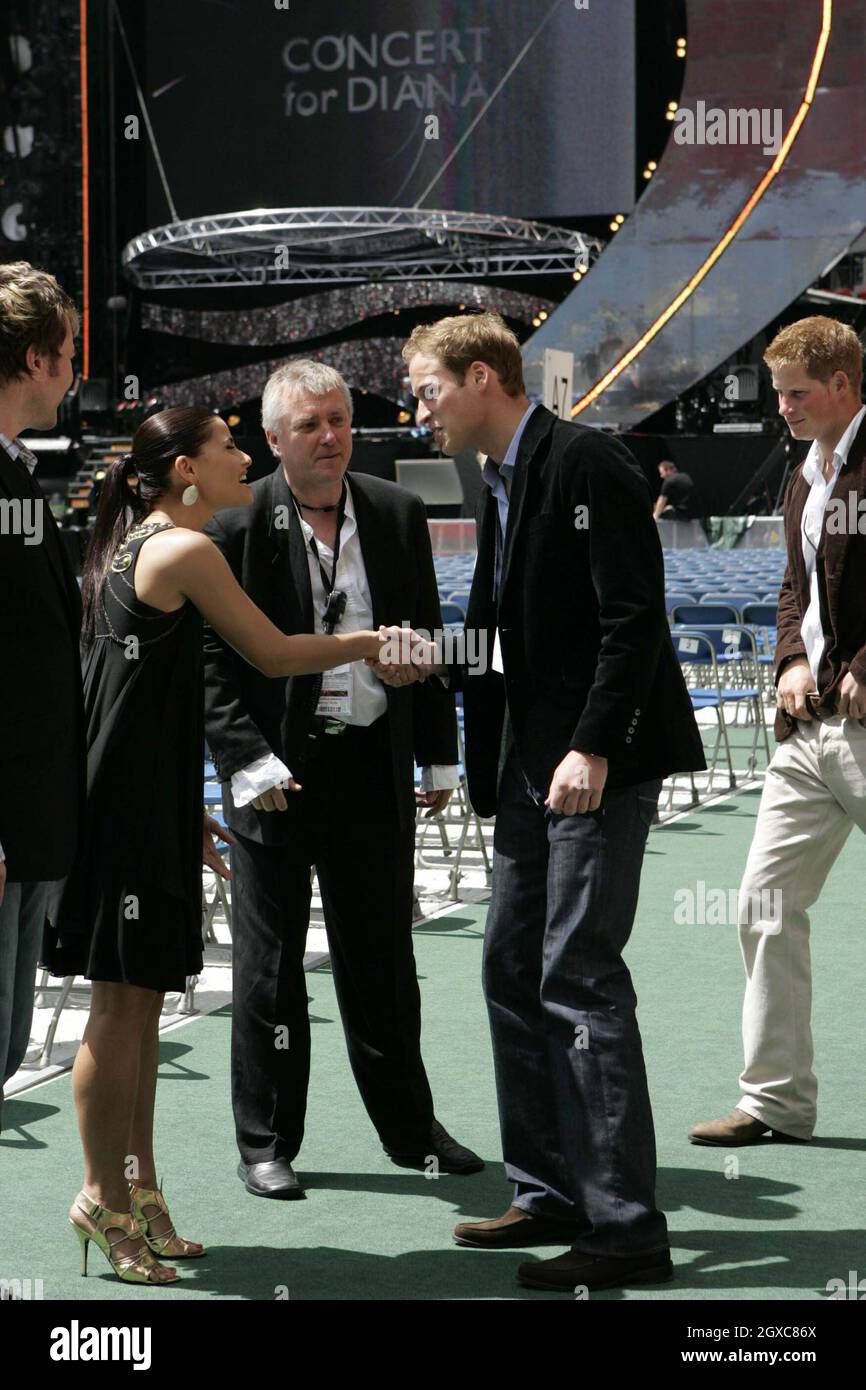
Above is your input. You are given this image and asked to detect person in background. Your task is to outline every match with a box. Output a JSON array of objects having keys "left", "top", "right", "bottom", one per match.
[
  {"left": 0, "top": 261, "right": 83, "bottom": 1134},
  {"left": 653, "top": 459, "right": 695, "bottom": 520}
]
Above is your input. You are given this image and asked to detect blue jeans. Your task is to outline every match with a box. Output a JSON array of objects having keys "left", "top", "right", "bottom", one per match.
[
  {"left": 483, "top": 750, "right": 668, "bottom": 1256},
  {"left": 0, "top": 880, "right": 48, "bottom": 1092}
]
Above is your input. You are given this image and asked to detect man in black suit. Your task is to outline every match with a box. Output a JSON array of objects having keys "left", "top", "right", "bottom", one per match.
[
  {"left": 0, "top": 262, "right": 84, "bottom": 1129},
  {"left": 203, "top": 360, "right": 481, "bottom": 1197},
  {"left": 396, "top": 313, "right": 705, "bottom": 1291}
]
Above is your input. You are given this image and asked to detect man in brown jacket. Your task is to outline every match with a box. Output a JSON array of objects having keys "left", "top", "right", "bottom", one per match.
[{"left": 691, "top": 316, "right": 866, "bottom": 1146}]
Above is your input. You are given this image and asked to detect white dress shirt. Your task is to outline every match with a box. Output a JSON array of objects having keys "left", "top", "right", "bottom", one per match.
[
  {"left": 799, "top": 404, "right": 866, "bottom": 685},
  {"left": 231, "top": 478, "right": 458, "bottom": 807}
]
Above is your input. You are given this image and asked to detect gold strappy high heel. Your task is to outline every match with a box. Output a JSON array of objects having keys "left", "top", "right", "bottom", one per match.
[
  {"left": 69, "top": 1191, "right": 179, "bottom": 1284},
  {"left": 130, "top": 1180, "right": 205, "bottom": 1259}
]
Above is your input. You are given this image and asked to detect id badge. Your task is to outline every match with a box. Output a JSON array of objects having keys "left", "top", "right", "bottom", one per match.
[
  {"left": 316, "top": 664, "right": 353, "bottom": 717},
  {"left": 492, "top": 629, "right": 505, "bottom": 674}
]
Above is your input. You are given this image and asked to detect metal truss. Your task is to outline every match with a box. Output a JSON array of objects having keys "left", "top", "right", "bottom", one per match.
[{"left": 122, "top": 206, "right": 600, "bottom": 288}]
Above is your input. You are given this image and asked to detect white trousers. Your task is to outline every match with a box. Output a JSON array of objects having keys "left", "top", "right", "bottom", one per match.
[{"left": 737, "top": 716, "right": 866, "bottom": 1140}]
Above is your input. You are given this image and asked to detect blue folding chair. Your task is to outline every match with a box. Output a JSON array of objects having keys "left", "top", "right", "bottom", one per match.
[
  {"left": 414, "top": 700, "right": 492, "bottom": 900},
  {"left": 444, "top": 693, "right": 492, "bottom": 898},
  {"left": 697, "top": 592, "right": 760, "bottom": 616},
  {"left": 189, "top": 778, "right": 234, "bottom": 1010},
  {"left": 741, "top": 602, "right": 778, "bottom": 695},
  {"left": 742, "top": 602, "right": 777, "bottom": 641},
  {"left": 445, "top": 587, "right": 470, "bottom": 604},
  {"left": 670, "top": 603, "right": 740, "bottom": 628},
  {"left": 670, "top": 629, "right": 737, "bottom": 796},
  {"left": 440, "top": 600, "right": 466, "bottom": 626},
  {"left": 664, "top": 591, "right": 698, "bottom": 612},
  {"left": 672, "top": 625, "right": 770, "bottom": 774}
]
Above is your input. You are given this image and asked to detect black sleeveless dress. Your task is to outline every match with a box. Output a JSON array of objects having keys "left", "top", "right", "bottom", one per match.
[{"left": 42, "top": 522, "right": 205, "bottom": 993}]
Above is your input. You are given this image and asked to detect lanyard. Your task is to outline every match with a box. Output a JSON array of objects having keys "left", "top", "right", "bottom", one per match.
[{"left": 295, "top": 481, "right": 347, "bottom": 597}]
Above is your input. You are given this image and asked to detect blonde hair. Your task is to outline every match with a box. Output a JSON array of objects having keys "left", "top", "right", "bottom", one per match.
[
  {"left": 764, "top": 316, "right": 863, "bottom": 393},
  {"left": 261, "top": 359, "right": 353, "bottom": 433},
  {"left": 402, "top": 311, "right": 525, "bottom": 397},
  {"left": 0, "top": 260, "right": 79, "bottom": 387}
]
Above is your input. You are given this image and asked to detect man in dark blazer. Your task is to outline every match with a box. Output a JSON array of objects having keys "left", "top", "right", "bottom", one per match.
[
  {"left": 203, "top": 360, "right": 481, "bottom": 1198},
  {"left": 0, "top": 262, "right": 84, "bottom": 1130},
  {"left": 691, "top": 316, "right": 866, "bottom": 1150},
  {"left": 397, "top": 312, "right": 705, "bottom": 1292}
]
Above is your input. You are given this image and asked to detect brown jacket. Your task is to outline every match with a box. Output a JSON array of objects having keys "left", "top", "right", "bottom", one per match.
[{"left": 774, "top": 412, "right": 866, "bottom": 741}]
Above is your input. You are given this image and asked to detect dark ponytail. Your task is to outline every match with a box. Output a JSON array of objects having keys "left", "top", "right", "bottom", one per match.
[{"left": 81, "top": 405, "right": 217, "bottom": 647}]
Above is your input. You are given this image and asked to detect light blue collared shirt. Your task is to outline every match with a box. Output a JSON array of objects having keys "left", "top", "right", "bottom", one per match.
[{"left": 481, "top": 401, "right": 538, "bottom": 599}]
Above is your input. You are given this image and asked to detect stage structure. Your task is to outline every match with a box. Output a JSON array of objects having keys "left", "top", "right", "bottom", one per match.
[
  {"left": 140, "top": 281, "right": 558, "bottom": 348},
  {"left": 526, "top": 0, "right": 866, "bottom": 428},
  {"left": 122, "top": 207, "right": 599, "bottom": 290},
  {"left": 0, "top": 0, "right": 85, "bottom": 359}
]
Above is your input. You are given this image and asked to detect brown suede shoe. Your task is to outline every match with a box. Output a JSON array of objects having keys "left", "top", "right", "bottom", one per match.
[
  {"left": 453, "top": 1205, "right": 580, "bottom": 1249},
  {"left": 689, "top": 1107, "right": 809, "bottom": 1146}
]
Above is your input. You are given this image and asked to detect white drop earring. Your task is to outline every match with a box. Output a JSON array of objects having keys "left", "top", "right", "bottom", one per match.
[{"left": 181, "top": 484, "right": 199, "bottom": 507}]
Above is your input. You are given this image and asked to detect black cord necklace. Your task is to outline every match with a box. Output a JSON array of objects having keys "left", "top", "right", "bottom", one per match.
[{"left": 294, "top": 498, "right": 341, "bottom": 512}]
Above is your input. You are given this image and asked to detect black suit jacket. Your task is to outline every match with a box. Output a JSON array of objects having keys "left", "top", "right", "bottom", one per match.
[
  {"left": 203, "top": 467, "right": 457, "bottom": 841},
  {"left": 0, "top": 442, "right": 85, "bottom": 880},
  {"left": 450, "top": 406, "right": 706, "bottom": 817}
]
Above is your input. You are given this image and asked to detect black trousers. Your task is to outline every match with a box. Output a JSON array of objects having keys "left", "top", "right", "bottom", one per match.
[{"left": 229, "top": 719, "right": 435, "bottom": 1165}]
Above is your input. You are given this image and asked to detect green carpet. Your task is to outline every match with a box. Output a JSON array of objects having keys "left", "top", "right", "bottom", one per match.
[{"left": 1, "top": 786, "right": 863, "bottom": 1301}]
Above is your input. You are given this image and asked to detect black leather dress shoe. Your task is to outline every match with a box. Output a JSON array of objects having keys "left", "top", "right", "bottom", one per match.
[
  {"left": 518, "top": 1247, "right": 674, "bottom": 1292},
  {"left": 238, "top": 1158, "right": 305, "bottom": 1199},
  {"left": 384, "top": 1119, "right": 484, "bottom": 1174}
]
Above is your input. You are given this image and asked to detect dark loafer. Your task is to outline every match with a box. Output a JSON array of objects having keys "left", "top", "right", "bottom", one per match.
[
  {"left": 384, "top": 1119, "right": 484, "bottom": 1174},
  {"left": 238, "top": 1158, "right": 305, "bottom": 1199},
  {"left": 518, "top": 1248, "right": 674, "bottom": 1292}
]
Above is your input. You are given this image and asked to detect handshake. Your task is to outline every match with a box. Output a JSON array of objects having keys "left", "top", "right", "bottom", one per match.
[{"left": 366, "top": 625, "right": 444, "bottom": 688}]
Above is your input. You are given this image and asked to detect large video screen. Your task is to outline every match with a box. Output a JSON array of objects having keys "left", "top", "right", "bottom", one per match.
[{"left": 143, "top": 0, "right": 635, "bottom": 224}]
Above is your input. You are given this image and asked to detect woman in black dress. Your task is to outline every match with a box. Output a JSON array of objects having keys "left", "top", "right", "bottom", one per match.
[{"left": 43, "top": 407, "right": 400, "bottom": 1285}]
